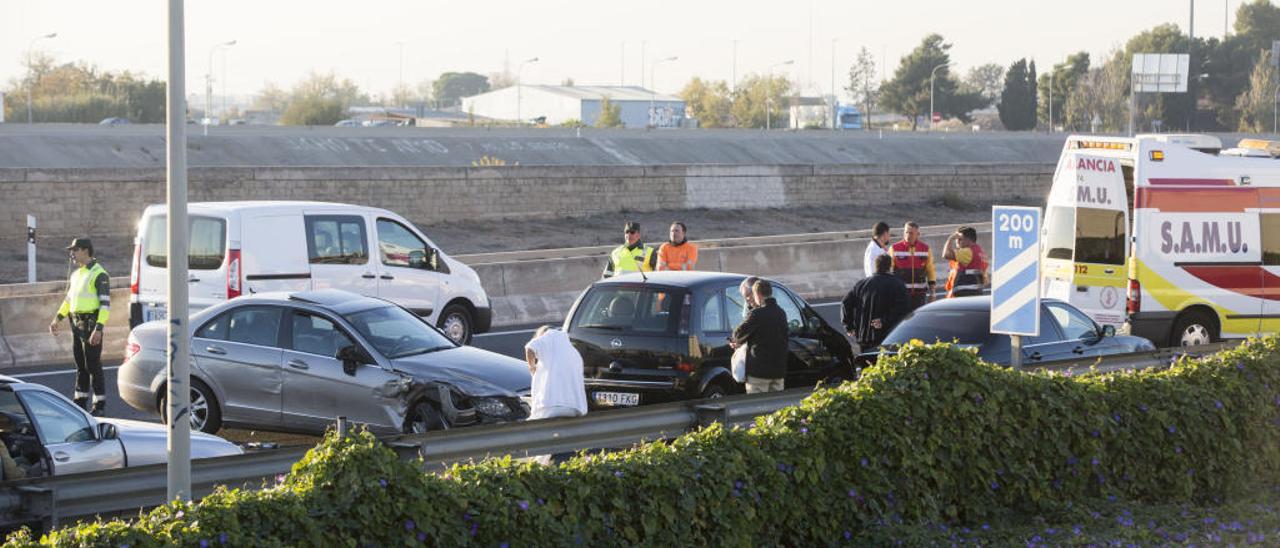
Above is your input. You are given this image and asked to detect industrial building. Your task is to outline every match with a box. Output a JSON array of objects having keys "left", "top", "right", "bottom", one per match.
[{"left": 461, "top": 85, "right": 686, "bottom": 128}]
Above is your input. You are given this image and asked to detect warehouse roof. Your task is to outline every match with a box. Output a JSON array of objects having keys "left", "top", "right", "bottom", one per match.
[{"left": 522, "top": 85, "right": 682, "bottom": 103}]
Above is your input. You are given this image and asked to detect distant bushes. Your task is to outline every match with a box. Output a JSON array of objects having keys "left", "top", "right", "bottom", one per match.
[{"left": 9, "top": 338, "right": 1280, "bottom": 546}]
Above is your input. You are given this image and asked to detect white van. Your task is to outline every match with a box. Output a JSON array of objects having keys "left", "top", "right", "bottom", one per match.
[{"left": 127, "top": 201, "right": 491, "bottom": 343}]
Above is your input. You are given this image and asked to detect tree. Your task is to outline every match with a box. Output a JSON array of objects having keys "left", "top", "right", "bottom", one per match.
[
  {"left": 3, "top": 52, "right": 166, "bottom": 123},
  {"left": 998, "top": 59, "right": 1037, "bottom": 130},
  {"left": 1235, "top": 50, "right": 1279, "bottom": 132},
  {"left": 729, "top": 74, "right": 792, "bottom": 128},
  {"left": 252, "top": 82, "right": 289, "bottom": 114},
  {"left": 845, "top": 47, "right": 879, "bottom": 125},
  {"left": 877, "top": 34, "right": 983, "bottom": 129},
  {"left": 1028, "top": 61, "right": 1039, "bottom": 128},
  {"left": 432, "top": 72, "right": 490, "bottom": 108},
  {"left": 964, "top": 63, "right": 1004, "bottom": 104},
  {"left": 1036, "top": 53, "right": 1090, "bottom": 130},
  {"left": 279, "top": 71, "right": 365, "bottom": 126},
  {"left": 1063, "top": 50, "right": 1129, "bottom": 132},
  {"left": 679, "top": 77, "right": 732, "bottom": 128},
  {"left": 595, "top": 96, "right": 623, "bottom": 128}
]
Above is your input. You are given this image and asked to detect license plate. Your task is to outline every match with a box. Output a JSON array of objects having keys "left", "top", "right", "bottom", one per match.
[
  {"left": 592, "top": 391, "right": 639, "bottom": 407},
  {"left": 144, "top": 306, "right": 167, "bottom": 322}
]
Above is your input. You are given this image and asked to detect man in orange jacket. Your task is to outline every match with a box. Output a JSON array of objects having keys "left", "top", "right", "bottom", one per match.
[
  {"left": 890, "top": 221, "right": 936, "bottom": 311},
  {"left": 657, "top": 221, "right": 699, "bottom": 271}
]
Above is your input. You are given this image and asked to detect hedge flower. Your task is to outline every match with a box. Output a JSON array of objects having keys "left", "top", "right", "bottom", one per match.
[
  {"left": 379, "top": 478, "right": 388, "bottom": 488},
  {"left": 517, "top": 500, "right": 529, "bottom": 511},
  {"left": 417, "top": 532, "right": 426, "bottom": 542},
  {"left": 405, "top": 519, "right": 415, "bottom": 531}
]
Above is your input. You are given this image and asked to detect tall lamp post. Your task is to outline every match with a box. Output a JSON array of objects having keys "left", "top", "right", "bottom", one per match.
[
  {"left": 767, "top": 59, "right": 794, "bottom": 130},
  {"left": 204, "top": 40, "right": 236, "bottom": 136},
  {"left": 516, "top": 57, "right": 539, "bottom": 125},
  {"left": 395, "top": 41, "right": 405, "bottom": 105},
  {"left": 928, "top": 62, "right": 949, "bottom": 132},
  {"left": 830, "top": 38, "right": 838, "bottom": 130},
  {"left": 649, "top": 56, "right": 677, "bottom": 127},
  {"left": 26, "top": 32, "right": 57, "bottom": 124}
]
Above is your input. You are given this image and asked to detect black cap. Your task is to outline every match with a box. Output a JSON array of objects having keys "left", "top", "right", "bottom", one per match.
[
  {"left": 623, "top": 222, "right": 641, "bottom": 233},
  {"left": 65, "top": 238, "right": 93, "bottom": 251}
]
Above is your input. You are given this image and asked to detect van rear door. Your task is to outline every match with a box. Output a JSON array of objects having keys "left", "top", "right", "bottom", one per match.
[
  {"left": 241, "top": 213, "right": 312, "bottom": 295},
  {"left": 1042, "top": 152, "right": 1130, "bottom": 328},
  {"left": 137, "top": 214, "right": 229, "bottom": 320}
]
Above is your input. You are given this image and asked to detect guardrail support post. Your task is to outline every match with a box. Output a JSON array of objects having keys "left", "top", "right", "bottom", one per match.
[
  {"left": 693, "top": 403, "right": 728, "bottom": 429},
  {"left": 15, "top": 485, "right": 54, "bottom": 531},
  {"left": 336, "top": 416, "right": 348, "bottom": 439}
]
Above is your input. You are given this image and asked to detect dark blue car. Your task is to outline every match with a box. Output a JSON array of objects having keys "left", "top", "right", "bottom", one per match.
[{"left": 859, "top": 296, "right": 1156, "bottom": 367}]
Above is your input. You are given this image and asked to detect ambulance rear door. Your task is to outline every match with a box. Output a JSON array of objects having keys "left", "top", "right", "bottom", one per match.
[{"left": 1042, "top": 152, "right": 1130, "bottom": 328}]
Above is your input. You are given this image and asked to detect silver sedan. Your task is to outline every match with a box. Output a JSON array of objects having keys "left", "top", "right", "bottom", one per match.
[
  {"left": 118, "top": 290, "right": 531, "bottom": 435},
  {"left": 0, "top": 378, "right": 240, "bottom": 479}
]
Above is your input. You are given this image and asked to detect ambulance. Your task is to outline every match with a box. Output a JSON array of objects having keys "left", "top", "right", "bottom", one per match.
[{"left": 1041, "top": 133, "right": 1280, "bottom": 348}]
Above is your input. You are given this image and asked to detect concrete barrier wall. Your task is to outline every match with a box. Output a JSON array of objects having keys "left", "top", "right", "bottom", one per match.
[
  {"left": 0, "top": 225, "right": 990, "bottom": 369},
  {"left": 0, "top": 164, "right": 1050, "bottom": 246}
]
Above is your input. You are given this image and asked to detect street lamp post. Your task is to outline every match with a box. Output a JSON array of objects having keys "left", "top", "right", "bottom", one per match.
[
  {"left": 204, "top": 40, "right": 236, "bottom": 136},
  {"left": 830, "top": 38, "right": 837, "bottom": 130},
  {"left": 928, "top": 62, "right": 949, "bottom": 132},
  {"left": 395, "top": 41, "right": 405, "bottom": 104},
  {"left": 516, "top": 57, "right": 539, "bottom": 125},
  {"left": 767, "top": 60, "right": 795, "bottom": 130},
  {"left": 649, "top": 56, "right": 677, "bottom": 128},
  {"left": 26, "top": 32, "right": 57, "bottom": 124}
]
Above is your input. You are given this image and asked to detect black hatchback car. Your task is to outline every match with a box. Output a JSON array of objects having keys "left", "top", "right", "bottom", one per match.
[
  {"left": 859, "top": 296, "right": 1156, "bottom": 366},
  {"left": 564, "top": 272, "right": 855, "bottom": 408}
]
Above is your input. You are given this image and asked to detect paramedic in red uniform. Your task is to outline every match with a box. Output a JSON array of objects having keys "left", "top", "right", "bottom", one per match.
[{"left": 891, "top": 221, "right": 937, "bottom": 310}]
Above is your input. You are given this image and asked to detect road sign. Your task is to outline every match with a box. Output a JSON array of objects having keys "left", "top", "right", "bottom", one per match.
[
  {"left": 990, "top": 206, "right": 1041, "bottom": 337},
  {"left": 932, "top": 112, "right": 942, "bottom": 123}
]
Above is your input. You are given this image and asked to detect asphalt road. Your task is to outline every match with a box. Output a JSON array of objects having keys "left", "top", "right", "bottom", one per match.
[{"left": 6, "top": 301, "right": 848, "bottom": 426}]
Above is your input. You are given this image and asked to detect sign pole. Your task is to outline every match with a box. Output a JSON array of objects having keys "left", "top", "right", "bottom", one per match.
[
  {"left": 1010, "top": 334, "right": 1022, "bottom": 369},
  {"left": 165, "top": 0, "right": 192, "bottom": 502},
  {"left": 26, "top": 216, "right": 36, "bottom": 284}
]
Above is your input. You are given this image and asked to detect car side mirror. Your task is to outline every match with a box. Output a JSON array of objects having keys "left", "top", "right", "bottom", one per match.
[
  {"left": 97, "top": 422, "right": 118, "bottom": 440},
  {"left": 336, "top": 345, "right": 367, "bottom": 376},
  {"left": 1101, "top": 324, "right": 1116, "bottom": 338},
  {"left": 408, "top": 249, "right": 426, "bottom": 269},
  {"left": 805, "top": 316, "right": 822, "bottom": 333}
]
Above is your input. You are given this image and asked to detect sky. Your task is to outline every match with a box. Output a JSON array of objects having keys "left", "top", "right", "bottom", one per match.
[{"left": 0, "top": 0, "right": 1243, "bottom": 101}]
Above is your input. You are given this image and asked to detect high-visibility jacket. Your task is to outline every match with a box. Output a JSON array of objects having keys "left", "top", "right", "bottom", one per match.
[
  {"left": 890, "top": 240, "right": 936, "bottom": 293},
  {"left": 604, "top": 243, "right": 656, "bottom": 277},
  {"left": 946, "top": 244, "right": 987, "bottom": 298},
  {"left": 57, "top": 260, "right": 110, "bottom": 327},
  {"left": 657, "top": 240, "right": 698, "bottom": 271}
]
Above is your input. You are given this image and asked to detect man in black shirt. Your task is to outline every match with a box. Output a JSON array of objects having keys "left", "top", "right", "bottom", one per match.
[
  {"left": 842, "top": 254, "right": 910, "bottom": 350},
  {"left": 731, "top": 279, "right": 789, "bottom": 393}
]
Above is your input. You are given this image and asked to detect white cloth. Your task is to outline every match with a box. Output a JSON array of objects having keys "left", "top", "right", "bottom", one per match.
[
  {"left": 524, "top": 329, "right": 588, "bottom": 418},
  {"left": 864, "top": 240, "right": 887, "bottom": 278},
  {"left": 731, "top": 345, "right": 748, "bottom": 383}
]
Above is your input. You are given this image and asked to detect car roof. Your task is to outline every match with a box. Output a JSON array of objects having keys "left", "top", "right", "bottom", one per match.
[
  {"left": 238, "top": 289, "right": 390, "bottom": 314},
  {"left": 594, "top": 271, "right": 755, "bottom": 289}
]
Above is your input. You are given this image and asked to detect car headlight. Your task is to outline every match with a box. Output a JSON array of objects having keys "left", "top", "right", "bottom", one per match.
[{"left": 472, "top": 397, "right": 510, "bottom": 416}]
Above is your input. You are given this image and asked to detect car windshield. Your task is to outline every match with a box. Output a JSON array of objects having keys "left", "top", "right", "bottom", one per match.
[
  {"left": 342, "top": 305, "right": 455, "bottom": 359},
  {"left": 881, "top": 309, "right": 991, "bottom": 346}
]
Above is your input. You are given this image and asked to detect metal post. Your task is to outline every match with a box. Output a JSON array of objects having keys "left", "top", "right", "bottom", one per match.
[
  {"left": 204, "top": 40, "right": 234, "bottom": 137},
  {"left": 166, "top": 0, "right": 192, "bottom": 502},
  {"left": 1049, "top": 69, "right": 1054, "bottom": 132},
  {"left": 26, "top": 216, "right": 36, "bottom": 283},
  {"left": 1188, "top": 0, "right": 1196, "bottom": 132},
  {"left": 1011, "top": 335, "right": 1022, "bottom": 369},
  {"left": 732, "top": 40, "right": 738, "bottom": 92},
  {"left": 336, "top": 416, "right": 349, "bottom": 438},
  {"left": 929, "top": 63, "right": 948, "bottom": 132},
  {"left": 830, "top": 38, "right": 837, "bottom": 130},
  {"left": 620, "top": 41, "right": 625, "bottom": 86},
  {"left": 1129, "top": 76, "right": 1136, "bottom": 136},
  {"left": 640, "top": 41, "right": 647, "bottom": 89}
]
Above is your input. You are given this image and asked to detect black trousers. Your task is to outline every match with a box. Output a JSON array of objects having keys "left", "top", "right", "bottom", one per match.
[{"left": 69, "top": 314, "right": 105, "bottom": 404}]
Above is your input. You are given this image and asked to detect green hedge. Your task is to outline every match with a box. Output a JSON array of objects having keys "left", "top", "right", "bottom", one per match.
[{"left": 8, "top": 338, "right": 1280, "bottom": 546}]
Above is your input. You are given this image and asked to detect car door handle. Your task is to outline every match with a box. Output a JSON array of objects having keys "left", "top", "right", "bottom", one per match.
[
  {"left": 53, "top": 451, "right": 70, "bottom": 462},
  {"left": 287, "top": 359, "right": 309, "bottom": 370},
  {"left": 187, "top": 277, "right": 200, "bottom": 283},
  {"left": 1028, "top": 352, "right": 1042, "bottom": 361},
  {"left": 1103, "top": 268, "right": 1115, "bottom": 274},
  {"left": 205, "top": 345, "right": 227, "bottom": 355},
  {"left": 1076, "top": 286, "right": 1088, "bottom": 292},
  {"left": 380, "top": 274, "right": 394, "bottom": 280},
  {"left": 1072, "top": 346, "right": 1085, "bottom": 354},
  {"left": 361, "top": 273, "right": 377, "bottom": 279}
]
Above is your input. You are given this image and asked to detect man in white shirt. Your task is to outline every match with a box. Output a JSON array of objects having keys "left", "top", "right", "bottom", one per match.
[
  {"left": 523, "top": 326, "right": 588, "bottom": 420},
  {"left": 863, "top": 221, "right": 892, "bottom": 278}
]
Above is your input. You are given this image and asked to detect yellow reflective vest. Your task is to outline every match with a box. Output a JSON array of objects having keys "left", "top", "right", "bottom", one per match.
[
  {"left": 605, "top": 244, "right": 655, "bottom": 277},
  {"left": 57, "top": 261, "right": 110, "bottom": 326}
]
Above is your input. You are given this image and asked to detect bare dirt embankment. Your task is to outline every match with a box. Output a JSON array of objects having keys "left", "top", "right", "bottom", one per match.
[{"left": 1, "top": 197, "right": 1030, "bottom": 284}]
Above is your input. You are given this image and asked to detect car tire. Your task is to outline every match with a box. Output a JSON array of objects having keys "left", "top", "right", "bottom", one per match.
[
  {"left": 1170, "top": 309, "right": 1217, "bottom": 347},
  {"left": 700, "top": 382, "right": 729, "bottom": 399},
  {"left": 159, "top": 379, "right": 222, "bottom": 434},
  {"left": 437, "top": 304, "right": 473, "bottom": 345},
  {"left": 405, "top": 401, "right": 450, "bottom": 434}
]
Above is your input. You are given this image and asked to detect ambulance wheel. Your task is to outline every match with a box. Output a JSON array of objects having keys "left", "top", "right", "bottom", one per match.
[{"left": 1170, "top": 309, "right": 1217, "bottom": 347}]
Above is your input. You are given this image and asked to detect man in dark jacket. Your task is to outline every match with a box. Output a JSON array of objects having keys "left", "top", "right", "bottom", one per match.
[
  {"left": 731, "top": 279, "right": 789, "bottom": 393},
  {"left": 842, "top": 254, "right": 910, "bottom": 350}
]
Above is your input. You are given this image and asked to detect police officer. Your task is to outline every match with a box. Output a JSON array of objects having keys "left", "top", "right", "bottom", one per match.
[
  {"left": 47, "top": 238, "right": 110, "bottom": 416},
  {"left": 602, "top": 221, "right": 657, "bottom": 277}
]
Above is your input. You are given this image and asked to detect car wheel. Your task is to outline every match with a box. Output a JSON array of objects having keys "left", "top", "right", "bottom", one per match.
[
  {"left": 437, "top": 304, "right": 473, "bottom": 345},
  {"left": 159, "top": 379, "right": 222, "bottom": 434},
  {"left": 700, "top": 382, "right": 728, "bottom": 399},
  {"left": 1170, "top": 309, "right": 1217, "bottom": 347},
  {"left": 405, "top": 401, "right": 450, "bottom": 434}
]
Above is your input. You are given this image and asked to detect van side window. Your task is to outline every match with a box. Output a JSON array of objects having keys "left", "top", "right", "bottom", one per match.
[
  {"left": 376, "top": 219, "right": 428, "bottom": 269},
  {"left": 144, "top": 216, "right": 227, "bottom": 270},
  {"left": 1261, "top": 214, "right": 1280, "bottom": 265},
  {"left": 1044, "top": 206, "right": 1076, "bottom": 260},
  {"left": 305, "top": 216, "right": 368, "bottom": 265},
  {"left": 1074, "top": 208, "right": 1125, "bottom": 265}
]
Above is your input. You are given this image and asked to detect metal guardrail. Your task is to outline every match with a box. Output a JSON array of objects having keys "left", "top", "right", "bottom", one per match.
[{"left": 0, "top": 341, "right": 1229, "bottom": 530}]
